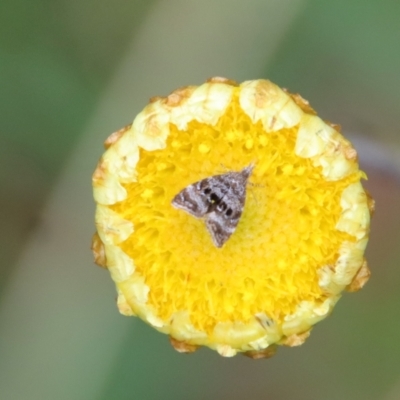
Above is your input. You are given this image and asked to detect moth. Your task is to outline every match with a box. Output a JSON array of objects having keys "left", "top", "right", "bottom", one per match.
[{"left": 171, "top": 164, "right": 254, "bottom": 248}]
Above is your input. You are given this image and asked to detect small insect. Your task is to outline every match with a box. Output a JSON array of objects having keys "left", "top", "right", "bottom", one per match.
[{"left": 171, "top": 163, "right": 255, "bottom": 248}]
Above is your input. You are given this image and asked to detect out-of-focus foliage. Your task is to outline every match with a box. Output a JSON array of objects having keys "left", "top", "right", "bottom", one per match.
[
  {"left": 0, "top": 0, "right": 156, "bottom": 288},
  {"left": 1, "top": 1, "right": 400, "bottom": 399}
]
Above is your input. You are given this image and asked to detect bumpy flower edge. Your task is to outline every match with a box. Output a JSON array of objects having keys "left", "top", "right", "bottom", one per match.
[{"left": 92, "top": 77, "right": 372, "bottom": 357}]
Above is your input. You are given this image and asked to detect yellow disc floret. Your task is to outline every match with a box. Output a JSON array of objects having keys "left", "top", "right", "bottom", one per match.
[{"left": 92, "top": 78, "right": 373, "bottom": 358}]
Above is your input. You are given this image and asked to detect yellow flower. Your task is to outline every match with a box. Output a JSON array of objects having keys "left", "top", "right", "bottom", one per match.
[{"left": 92, "top": 77, "right": 373, "bottom": 358}]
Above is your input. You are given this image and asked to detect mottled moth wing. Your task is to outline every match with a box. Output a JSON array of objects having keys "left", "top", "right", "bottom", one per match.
[
  {"left": 171, "top": 177, "right": 216, "bottom": 217},
  {"left": 171, "top": 164, "right": 254, "bottom": 247},
  {"left": 205, "top": 195, "right": 245, "bottom": 247}
]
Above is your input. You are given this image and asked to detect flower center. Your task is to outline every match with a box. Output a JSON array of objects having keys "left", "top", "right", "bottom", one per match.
[{"left": 111, "top": 91, "right": 358, "bottom": 333}]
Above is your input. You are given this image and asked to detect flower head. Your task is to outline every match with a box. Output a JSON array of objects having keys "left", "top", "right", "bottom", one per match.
[{"left": 92, "top": 78, "right": 373, "bottom": 357}]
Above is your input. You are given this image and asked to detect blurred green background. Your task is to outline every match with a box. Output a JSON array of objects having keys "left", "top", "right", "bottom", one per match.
[{"left": 1, "top": 1, "right": 400, "bottom": 399}]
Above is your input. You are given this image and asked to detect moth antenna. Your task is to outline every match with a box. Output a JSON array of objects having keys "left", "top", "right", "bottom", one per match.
[{"left": 249, "top": 185, "right": 259, "bottom": 208}]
